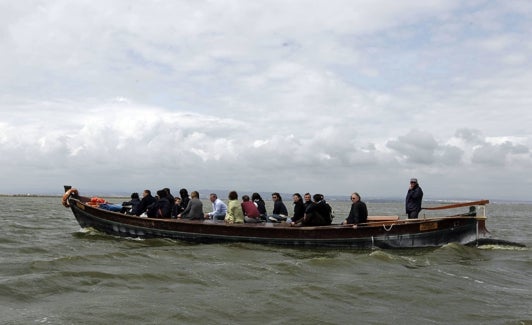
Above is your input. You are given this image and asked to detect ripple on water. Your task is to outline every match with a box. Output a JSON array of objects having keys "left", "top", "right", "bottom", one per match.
[{"left": 1, "top": 197, "right": 532, "bottom": 324}]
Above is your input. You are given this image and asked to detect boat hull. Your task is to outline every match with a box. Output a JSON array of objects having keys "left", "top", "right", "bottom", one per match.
[{"left": 68, "top": 198, "right": 488, "bottom": 249}]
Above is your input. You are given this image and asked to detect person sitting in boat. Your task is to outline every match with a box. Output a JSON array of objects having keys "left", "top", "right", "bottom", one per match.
[
  {"left": 179, "top": 188, "right": 191, "bottom": 211},
  {"left": 178, "top": 191, "right": 204, "bottom": 220},
  {"left": 342, "top": 192, "right": 368, "bottom": 228},
  {"left": 241, "top": 194, "right": 261, "bottom": 223},
  {"left": 291, "top": 193, "right": 305, "bottom": 224},
  {"left": 225, "top": 191, "right": 244, "bottom": 224},
  {"left": 303, "top": 192, "right": 312, "bottom": 210},
  {"left": 152, "top": 189, "right": 173, "bottom": 218},
  {"left": 268, "top": 192, "right": 288, "bottom": 222},
  {"left": 204, "top": 193, "right": 227, "bottom": 221},
  {"left": 163, "top": 188, "right": 175, "bottom": 204},
  {"left": 292, "top": 194, "right": 332, "bottom": 227},
  {"left": 137, "top": 189, "right": 156, "bottom": 216},
  {"left": 121, "top": 192, "right": 141, "bottom": 215},
  {"left": 252, "top": 192, "right": 267, "bottom": 222},
  {"left": 171, "top": 197, "right": 184, "bottom": 219}
]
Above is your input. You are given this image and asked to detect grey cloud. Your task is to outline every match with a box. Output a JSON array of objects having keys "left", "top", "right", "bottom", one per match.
[
  {"left": 455, "top": 128, "right": 484, "bottom": 144},
  {"left": 472, "top": 141, "right": 530, "bottom": 166},
  {"left": 436, "top": 145, "right": 464, "bottom": 165},
  {"left": 386, "top": 130, "right": 439, "bottom": 165}
]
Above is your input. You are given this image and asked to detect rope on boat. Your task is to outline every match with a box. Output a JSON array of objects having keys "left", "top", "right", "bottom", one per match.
[{"left": 383, "top": 223, "right": 393, "bottom": 232}]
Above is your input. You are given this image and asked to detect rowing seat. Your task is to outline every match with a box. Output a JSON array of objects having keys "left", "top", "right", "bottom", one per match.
[{"left": 367, "top": 216, "right": 400, "bottom": 222}]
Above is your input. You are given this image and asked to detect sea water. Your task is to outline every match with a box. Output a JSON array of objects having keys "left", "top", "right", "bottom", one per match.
[{"left": 0, "top": 197, "right": 530, "bottom": 324}]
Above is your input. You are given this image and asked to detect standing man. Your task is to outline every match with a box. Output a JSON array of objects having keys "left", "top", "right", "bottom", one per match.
[
  {"left": 342, "top": 192, "right": 368, "bottom": 228},
  {"left": 204, "top": 193, "right": 227, "bottom": 221},
  {"left": 405, "top": 178, "right": 423, "bottom": 219}
]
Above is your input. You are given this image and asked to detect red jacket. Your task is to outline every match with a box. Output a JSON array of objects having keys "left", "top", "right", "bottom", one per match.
[{"left": 241, "top": 201, "right": 260, "bottom": 218}]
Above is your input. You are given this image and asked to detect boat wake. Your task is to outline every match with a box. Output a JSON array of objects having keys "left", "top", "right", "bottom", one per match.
[{"left": 466, "top": 238, "right": 527, "bottom": 250}]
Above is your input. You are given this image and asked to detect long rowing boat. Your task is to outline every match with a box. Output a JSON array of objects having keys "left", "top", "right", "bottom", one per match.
[{"left": 62, "top": 187, "right": 491, "bottom": 249}]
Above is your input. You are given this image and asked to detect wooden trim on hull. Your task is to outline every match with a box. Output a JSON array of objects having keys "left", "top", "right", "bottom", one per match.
[{"left": 69, "top": 198, "right": 485, "bottom": 249}]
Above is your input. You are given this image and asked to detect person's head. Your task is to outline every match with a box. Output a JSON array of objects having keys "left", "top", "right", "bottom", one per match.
[
  {"left": 179, "top": 188, "right": 189, "bottom": 198},
  {"left": 164, "top": 188, "right": 172, "bottom": 195},
  {"left": 190, "top": 191, "right": 199, "bottom": 199},
  {"left": 351, "top": 192, "right": 360, "bottom": 203},
  {"left": 293, "top": 193, "right": 302, "bottom": 202},
  {"left": 242, "top": 195, "right": 250, "bottom": 202},
  {"left": 272, "top": 192, "right": 281, "bottom": 201},
  {"left": 228, "top": 191, "right": 238, "bottom": 200},
  {"left": 304, "top": 193, "right": 311, "bottom": 202},
  {"left": 175, "top": 197, "right": 182, "bottom": 205},
  {"left": 252, "top": 192, "right": 263, "bottom": 201},
  {"left": 209, "top": 193, "right": 218, "bottom": 203},
  {"left": 131, "top": 192, "right": 139, "bottom": 200},
  {"left": 157, "top": 189, "right": 167, "bottom": 198},
  {"left": 143, "top": 190, "right": 151, "bottom": 197},
  {"left": 410, "top": 178, "right": 419, "bottom": 188},
  {"left": 313, "top": 193, "right": 323, "bottom": 202}
]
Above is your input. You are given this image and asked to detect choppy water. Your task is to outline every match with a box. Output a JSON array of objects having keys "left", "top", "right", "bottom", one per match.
[{"left": 1, "top": 197, "right": 530, "bottom": 324}]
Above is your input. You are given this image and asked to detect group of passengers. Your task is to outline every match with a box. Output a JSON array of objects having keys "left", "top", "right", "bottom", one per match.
[
  {"left": 121, "top": 188, "right": 371, "bottom": 227},
  {"left": 122, "top": 188, "right": 190, "bottom": 219}
]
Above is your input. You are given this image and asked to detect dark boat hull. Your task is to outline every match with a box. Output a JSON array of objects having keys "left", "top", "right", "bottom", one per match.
[{"left": 68, "top": 198, "right": 489, "bottom": 249}]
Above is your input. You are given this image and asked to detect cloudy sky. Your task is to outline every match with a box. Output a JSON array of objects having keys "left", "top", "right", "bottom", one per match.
[{"left": 1, "top": 1, "right": 531, "bottom": 201}]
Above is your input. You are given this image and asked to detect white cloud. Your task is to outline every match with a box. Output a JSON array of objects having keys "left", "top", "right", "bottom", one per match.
[{"left": 1, "top": 1, "right": 531, "bottom": 201}]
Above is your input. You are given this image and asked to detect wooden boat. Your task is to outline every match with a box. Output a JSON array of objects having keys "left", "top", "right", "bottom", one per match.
[{"left": 62, "top": 187, "right": 491, "bottom": 249}]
